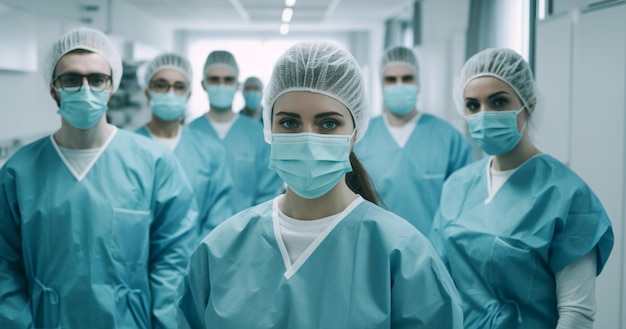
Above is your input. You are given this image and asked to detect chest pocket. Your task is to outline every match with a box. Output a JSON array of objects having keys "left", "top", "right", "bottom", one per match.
[
  {"left": 488, "top": 237, "right": 537, "bottom": 303},
  {"left": 111, "top": 208, "right": 151, "bottom": 264}
]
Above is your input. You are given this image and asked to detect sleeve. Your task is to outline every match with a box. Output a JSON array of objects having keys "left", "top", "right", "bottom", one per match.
[
  {"left": 428, "top": 209, "right": 450, "bottom": 266},
  {"left": 149, "top": 153, "right": 199, "bottom": 328},
  {"left": 549, "top": 187, "right": 613, "bottom": 275},
  {"left": 555, "top": 251, "right": 597, "bottom": 329},
  {"left": 0, "top": 164, "right": 33, "bottom": 328},
  {"left": 203, "top": 144, "right": 234, "bottom": 235},
  {"left": 447, "top": 130, "right": 473, "bottom": 177},
  {"left": 177, "top": 242, "right": 212, "bottom": 329},
  {"left": 390, "top": 234, "right": 463, "bottom": 329},
  {"left": 254, "top": 138, "right": 284, "bottom": 205}
]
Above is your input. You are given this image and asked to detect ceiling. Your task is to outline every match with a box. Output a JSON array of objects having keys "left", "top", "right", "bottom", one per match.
[{"left": 0, "top": 0, "right": 415, "bottom": 32}]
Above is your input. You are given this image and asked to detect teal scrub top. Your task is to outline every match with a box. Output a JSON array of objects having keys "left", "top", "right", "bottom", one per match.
[
  {"left": 178, "top": 196, "right": 464, "bottom": 329},
  {"left": 0, "top": 129, "right": 198, "bottom": 328},
  {"left": 189, "top": 114, "right": 283, "bottom": 213},
  {"left": 354, "top": 114, "right": 473, "bottom": 234},
  {"left": 135, "top": 126, "right": 233, "bottom": 239},
  {"left": 430, "top": 155, "right": 614, "bottom": 328}
]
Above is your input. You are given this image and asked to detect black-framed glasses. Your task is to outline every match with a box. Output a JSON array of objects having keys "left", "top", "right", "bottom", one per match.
[
  {"left": 150, "top": 79, "right": 189, "bottom": 94},
  {"left": 53, "top": 73, "right": 112, "bottom": 92}
]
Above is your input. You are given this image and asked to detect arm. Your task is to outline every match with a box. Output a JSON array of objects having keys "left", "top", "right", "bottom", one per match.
[
  {"left": 0, "top": 165, "right": 33, "bottom": 328},
  {"left": 391, "top": 235, "right": 463, "bottom": 329},
  {"left": 149, "top": 155, "right": 198, "bottom": 328},
  {"left": 555, "top": 251, "right": 597, "bottom": 329},
  {"left": 447, "top": 131, "right": 473, "bottom": 176},
  {"left": 177, "top": 242, "right": 212, "bottom": 329}
]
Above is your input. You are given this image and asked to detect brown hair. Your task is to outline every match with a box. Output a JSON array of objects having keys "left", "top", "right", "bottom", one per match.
[{"left": 346, "top": 151, "right": 380, "bottom": 205}]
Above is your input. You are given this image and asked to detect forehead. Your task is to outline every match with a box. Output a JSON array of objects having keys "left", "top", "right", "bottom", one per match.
[
  {"left": 383, "top": 63, "right": 415, "bottom": 77},
  {"left": 244, "top": 81, "right": 261, "bottom": 90},
  {"left": 205, "top": 65, "right": 236, "bottom": 77},
  {"left": 151, "top": 68, "right": 187, "bottom": 83},
  {"left": 54, "top": 52, "right": 110, "bottom": 77},
  {"left": 464, "top": 76, "right": 516, "bottom": 98},
  {"left": 274, "top": 91, "right": 352, "bottom": 120}
]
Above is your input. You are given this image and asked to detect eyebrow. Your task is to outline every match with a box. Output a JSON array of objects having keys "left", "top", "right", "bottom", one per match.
[
  {"left": 465, "top": 91, "right": 511, "bottom": 100},
  {"left": 274, "top": 111, "right": 345, "bottom": 119}
]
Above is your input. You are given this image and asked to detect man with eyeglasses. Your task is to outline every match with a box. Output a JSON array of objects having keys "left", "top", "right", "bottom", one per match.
[
  {"left": 0, "top": 28, "right": 198, "bottom": 328},
  {"left": 135, "top": 53, "right": 233, "bottom": 240},
  {"left": 188, "top": 50, "right": 283, "bottom": 213}
]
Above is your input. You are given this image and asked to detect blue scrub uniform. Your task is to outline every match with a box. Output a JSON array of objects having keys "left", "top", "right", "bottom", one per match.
[
  {"left": 136, "top": 126, "right": 233, "bottom": 239},
  {"left": 354, "top": 114, "right": 473, "bottom": 234},
  {"left": 0, "top": 129, "right": 197, "bottom": 329},
  {"left": 178, "top": 197, "right": 464, "bottom": 329},
  {"left": 430, "top": 155, "right": 614, "bottom": 329},
  {"left": 189, "top": 115, "right": 283, "bottom": 213}
]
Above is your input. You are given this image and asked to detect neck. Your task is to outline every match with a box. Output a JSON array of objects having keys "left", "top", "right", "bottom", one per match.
[
  {"left": 207, "top": 107, "right": 236, "bottom": 123},
  {"left": 54, "top": 118, "right": 114, "bottom": 149},
  {"left": 384, "top": 108, "right": 418, "bottom": 127},
  {"left": 279, "top": 180, "right": 358, "bottom": 220},
  {"left": 147, "top": 117, "right": 180, "bottom": 138},
  {"left": 492, "top": 135, "right": 541, "bottom": 170}
]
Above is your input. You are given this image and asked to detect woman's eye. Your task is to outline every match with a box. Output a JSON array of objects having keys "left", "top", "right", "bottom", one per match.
[
  {"left": 320, "top": 120, "right": 339, "bottom": 130},
  {"left": 465, "top": 101, "right": 480, "bottom": 112},
  {"left": 493, "top": 98, "right": 508, "bottom": 107},
  {"left": 279, "top": 119, "right": 297, "bottom": 129}
]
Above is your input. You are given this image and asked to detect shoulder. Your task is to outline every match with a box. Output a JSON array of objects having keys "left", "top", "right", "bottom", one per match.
[
  {"left": 1, "top": 136, "right": 51, "bottom": 174},
  {"left": 202, "top": 199, "right": 273, "bottom": 247},
  {"left": 420, "top": 113, "right": 465, "bottom": 135}
]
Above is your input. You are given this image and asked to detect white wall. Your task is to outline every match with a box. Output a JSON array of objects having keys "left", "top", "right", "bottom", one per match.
[{"left": 535, "top": 4, "right": 626, "bottom": 328}]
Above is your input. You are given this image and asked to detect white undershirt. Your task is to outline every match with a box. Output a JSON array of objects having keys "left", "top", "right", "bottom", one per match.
[
  {"left": 58, "top": 146, "right": 101, "bottom": 177},
  {"left": 383, "top": 112, "right": 421, "bottom": 148},
  {"left": 278, "top": 209, "right": 338, "bottom": 265},
  {"left": 209, "top": 116, "right": 237, "bottom": 140},
  {"left": 149, "top": 128, "right": 181, "bottom": 151},
  {"left": 486, "top": 157, "right": 597, "bottom": 327}
]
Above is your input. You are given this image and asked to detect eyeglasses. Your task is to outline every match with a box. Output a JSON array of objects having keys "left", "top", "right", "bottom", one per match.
[
  {"left": 150, "top": 79, "right": 189, "bottom": 94},
  {"left": 53, "top": 73, "right": 112, "bottom": 92}
]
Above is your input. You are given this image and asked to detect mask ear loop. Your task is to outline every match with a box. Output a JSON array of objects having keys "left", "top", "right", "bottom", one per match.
[{"left": 516, "top": 106, "right": 529, "bottom": 134}]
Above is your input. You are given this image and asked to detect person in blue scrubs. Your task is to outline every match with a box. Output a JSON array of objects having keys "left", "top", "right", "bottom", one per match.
[
  {"left": 189, "top": 51, "right": 283, "bottom": 213},
  {"left": 0, "top": 28, "right": 198, "bottom": 328},
  {"left": 177, "top": 41, "right": 463, "bottom": 329},
  {"left": 430, "top": 48, "right": 614, "bottom": 329},
  {"left": 135, "top": 53, "right": 233, "bottom": 239},
  {"left": 354, "top": 46, "right": 473, "bottom": 235},
  {"left": 239, "top": 76, "right": 264, "bottom": 122}
]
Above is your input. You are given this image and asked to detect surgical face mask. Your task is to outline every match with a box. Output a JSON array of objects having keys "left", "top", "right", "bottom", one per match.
[
  {"left": 149, "top": 91, "right": 188, "bottom": 121},
  {"left": 269, "top": 132, "right": 354, "bottom": 199},
  {"left": 465, "top": 107, "right": 527, "bottom": 155},
  {"left": 383, "top": 83, "right": 418, "bottom": 116},
  {"left": 243, "top": 90, "right": 262, "bottom": 110},
  {"left": 207, "top": 84, "right": 236, "bottom": 110},
  {"left": 56, "top": 88, "right": 110, "bottom": 130}
]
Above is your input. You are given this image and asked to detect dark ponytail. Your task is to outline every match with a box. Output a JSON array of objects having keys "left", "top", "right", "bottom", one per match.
[{"left": 346, "top": 151, "right": 381, "bottom": 206}]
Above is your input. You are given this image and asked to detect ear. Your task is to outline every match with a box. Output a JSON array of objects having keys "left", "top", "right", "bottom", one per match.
[{"left": 50, "top": 85, "right": 61, "bottom": 107}]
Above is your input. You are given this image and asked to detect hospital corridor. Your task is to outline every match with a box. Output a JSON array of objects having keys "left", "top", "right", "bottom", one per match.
[{"left": 0, "top": 0, "right": 625, "bottom": 328}]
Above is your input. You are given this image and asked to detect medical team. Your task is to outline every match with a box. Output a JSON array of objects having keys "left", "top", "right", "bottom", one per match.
[{"left": 0, "top": 26, "right": 614, "bottom": 328}]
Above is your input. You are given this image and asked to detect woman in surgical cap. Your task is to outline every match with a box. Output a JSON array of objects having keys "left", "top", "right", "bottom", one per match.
[
  {"left": 135, "top": 53, "right": 233, "bottom": 239},
  {"left": 430, "top": 48, "right": 614, "bottom": 329},
  {"left": 177, "top": 41, "right": 463, "bottom": 329}
]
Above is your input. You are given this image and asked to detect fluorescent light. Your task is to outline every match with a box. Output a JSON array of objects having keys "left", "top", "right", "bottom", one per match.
[
  {"left": 285, "top": 0, "right": 296, "bottom": 7},
  {"left": 280, "top": 23, "right": 290, "bottom": 35},
  {"left": 282, "top": 7, "right": 293, "bottom": 23}
]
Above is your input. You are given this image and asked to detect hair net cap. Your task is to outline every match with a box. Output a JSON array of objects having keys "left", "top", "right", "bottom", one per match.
[
  {"left": 381, "top": 46, "right": 419, "bottom": 77},
  {"left": 45, "top": 27, "right": 123, "bottom": 93},
  {"left": 263, "top": 41, "right": 369, "bottom": 143},
  {"left": 203, "top": 50, "right": 239, "bottom": 79},
  {"left": 243, "top": 76, "right": 263, "bottom": 89},
  {"left": 143, "top": 53, "right": 193, "bottom": 88},
  {"left": 455, "top": 48, "right": 536, "bottom": 115}
]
